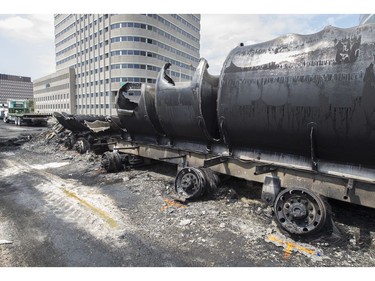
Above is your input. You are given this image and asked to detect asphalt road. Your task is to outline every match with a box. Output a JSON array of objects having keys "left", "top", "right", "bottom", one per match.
[
  {"left": 1, "top": 120, "right": 375, "bottom": 270},
  {"left": 0, "top": 119, "right": 46, "bottom": 140}
]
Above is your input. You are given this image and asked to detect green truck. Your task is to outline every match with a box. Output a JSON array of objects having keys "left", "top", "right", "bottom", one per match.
[{"left": 3, "top": 99, "right": 51, "bottom": 126}]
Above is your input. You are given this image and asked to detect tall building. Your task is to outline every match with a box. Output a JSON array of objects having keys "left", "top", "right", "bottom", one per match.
[
  {"left": 360, "top": 14, "right": 375, "bottom": 24},
  {"left": 0, "top": 74, "right": 33, "bottom": 105},
  {"left": 49, "top": 14, "right": 201, "bottom": 116}
]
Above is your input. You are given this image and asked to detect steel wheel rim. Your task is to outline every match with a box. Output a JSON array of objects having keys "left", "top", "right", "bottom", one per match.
[
  {"left": 274, "top": 188, "right": 327, "bottom": 235},
  {"left": 175, "top": 167, "right": 205, "bottom": 199}
]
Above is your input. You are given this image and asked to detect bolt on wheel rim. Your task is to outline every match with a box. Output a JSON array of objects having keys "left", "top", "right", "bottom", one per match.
[
  {"left": 274, "top": 188, "right": 327, "bottom": 235},
  {"left": 180, "top": 173, "right": 199, "bottom": 194},
  {"left": 175, "top": 167, "right": 206, "bottom": 199}
]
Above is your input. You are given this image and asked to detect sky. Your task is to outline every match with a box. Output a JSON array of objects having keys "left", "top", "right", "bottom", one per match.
[{"left": 0, "top": 1, "right": 368, "bottom": 80}]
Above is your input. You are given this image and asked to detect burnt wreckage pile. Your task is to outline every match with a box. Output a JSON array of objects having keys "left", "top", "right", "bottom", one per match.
[{"left": 54, "top": 24, "right": 375, "bottom": 237}]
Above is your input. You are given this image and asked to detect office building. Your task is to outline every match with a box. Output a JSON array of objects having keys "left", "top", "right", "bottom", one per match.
[
  {"left": 33, "top": 68, "right": 76, "bottom": 114},
  {"left": 1, "top": 74, "right": 33, "bottom": 105},
  {"left": 41, "top": 14, "right": 201, "bottom": 116}
]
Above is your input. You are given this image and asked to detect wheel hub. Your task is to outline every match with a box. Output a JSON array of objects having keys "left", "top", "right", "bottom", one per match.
[
  {"left": 274, "top": 188, "right": 327, "bottom": 235},
  {"left": 180, "top": 173, "right": 199, "bottom": 193},
  {"left": 289, "top": 202, "right": 307, "bottom": 219},
  {"left": 174, "top": 168, "right": 206, "bottom": 200}
]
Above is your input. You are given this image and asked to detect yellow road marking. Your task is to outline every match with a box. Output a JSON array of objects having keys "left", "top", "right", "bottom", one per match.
[
  {"left": 62, "top": 188, "right": 118, "bottom": 228},
  {"left": 267, "top": 234, "right": 319, "bottom": 259}
]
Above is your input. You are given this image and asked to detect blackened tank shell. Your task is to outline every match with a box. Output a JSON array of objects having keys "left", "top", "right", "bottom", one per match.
[
  {"left": 115, "top": 83, "right": 165, "bottom": 141},
  {"left": 155, "top": 58, "right": 220, "bottom": 144},
  {"left": 53, "top": 112, "right": 107, "bottom": 132},
  {"left": 217, "top": 24, "right": 375, "bottom": 167}
]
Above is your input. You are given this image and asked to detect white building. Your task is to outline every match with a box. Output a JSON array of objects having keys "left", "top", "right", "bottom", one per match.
[
  {"left": 33, "top": 68, "right": 76, "bottom": 114},
  {"left": 34, "top": 14, "right": 201, "bottom": 116}
]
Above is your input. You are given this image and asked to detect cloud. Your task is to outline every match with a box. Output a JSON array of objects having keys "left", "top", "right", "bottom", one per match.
[
  {"left": 0, "top": 14, "right": 54, "bottom": 41},
  {"left": 0, "top": 14, "right": 55, "bottom": 79},
  {"left": 0, "top": 16, "right": 33, "bottom": 31}
]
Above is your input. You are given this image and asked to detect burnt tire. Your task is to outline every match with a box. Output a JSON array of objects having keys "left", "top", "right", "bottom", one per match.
[
  {"left": 101, "top": 151, "right": 123, "bottom": 173},
  {"left": 74, "top": 138, "right": 91, "bottom": 154},
  {"left": 174, "top": 167, "right": 207, "bottom": 200}
]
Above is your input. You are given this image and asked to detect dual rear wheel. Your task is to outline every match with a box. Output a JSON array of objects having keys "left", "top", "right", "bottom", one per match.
[
  {"left": 15, "top": 117, "right": 22, "bottom": 126},
  {"left": 174, "top": 167, "right": 219, "bottom": 200}
]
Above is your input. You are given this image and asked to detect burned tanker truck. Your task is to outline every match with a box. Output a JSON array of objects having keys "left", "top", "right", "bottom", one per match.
[{"left": 55, "top": 24, "right": 375, "bottom": 236}]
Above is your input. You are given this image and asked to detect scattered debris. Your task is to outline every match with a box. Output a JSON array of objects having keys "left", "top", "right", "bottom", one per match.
[
  {"left": 1, "top": 119, "right": 375, "bottom": 266},
  {"left": 179, "top": 219, "right": 192, "bottom": 226},
  {"left": 160, "top": 198, "right": 188, "bottom": 212}
]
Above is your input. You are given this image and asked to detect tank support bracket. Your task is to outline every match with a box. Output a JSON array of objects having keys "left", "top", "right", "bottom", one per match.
[
  {"left": 203, "top": 156, "right": 229, "bottom": 168},
  {"left": 309, "top": 123, "right": 318, "bottom": 172},
  {"left": 254, "top": 164, "right": 277, "bottom": 175},
  {"left": 345, "top": 179, "right": 355, "bottom": 199}
]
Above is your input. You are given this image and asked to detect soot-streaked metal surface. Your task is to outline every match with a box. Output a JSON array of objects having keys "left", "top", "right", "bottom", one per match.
[
  {"left": 115, "top": 83, "right": 164, "bottom": 142},
  {"left": 53, "top": 112, "right": 110, "bottom": 133},
  {"left": 218, "top": 24, "right": 375, "bottom": 167},
  {"left": 155, "top": 58, "right": 220, "bottom": 144}
]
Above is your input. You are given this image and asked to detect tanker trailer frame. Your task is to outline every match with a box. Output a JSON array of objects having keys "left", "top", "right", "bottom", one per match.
[{"left": 108, "top": 136, "right": 375, "bottom": 236}]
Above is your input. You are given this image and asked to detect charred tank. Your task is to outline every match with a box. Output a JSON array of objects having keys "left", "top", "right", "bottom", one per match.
[
  {"left": 115, "top": 82, "right": 165, "bottom": 143},
  {"left": 217, "top": 24, "right": 375, "bottom": 168},
  {"left": 155, "top": 58, "right": 220, "bottom": 146}
]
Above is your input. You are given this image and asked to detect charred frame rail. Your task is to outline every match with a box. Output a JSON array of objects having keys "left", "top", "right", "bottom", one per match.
[
  {"left": 107, "top": 139, "right": 375, "bottom": 235},
  {"left": 112, "top": 140, "right": 375, "bottom": 210}
]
